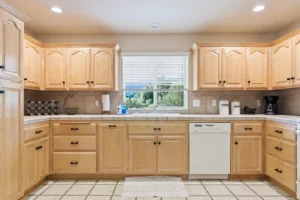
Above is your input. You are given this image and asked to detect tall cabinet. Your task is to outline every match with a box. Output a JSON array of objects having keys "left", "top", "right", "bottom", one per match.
[{"left": 0, "top": 5, "right": 25, "bottom": 200}]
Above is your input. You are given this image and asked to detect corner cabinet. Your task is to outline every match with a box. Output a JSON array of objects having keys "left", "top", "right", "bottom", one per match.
[{"left": 292, "top": 34, "right": 300, "bottom": 87}]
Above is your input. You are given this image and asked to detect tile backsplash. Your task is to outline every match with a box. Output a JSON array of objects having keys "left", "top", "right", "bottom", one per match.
[{"left": 25, "top": 90, "right": 265, "bottom": 115}]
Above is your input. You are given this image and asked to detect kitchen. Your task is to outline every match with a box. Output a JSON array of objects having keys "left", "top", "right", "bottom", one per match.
[{"left": 1, "top": 0, "right": 300, "bottom": 200}]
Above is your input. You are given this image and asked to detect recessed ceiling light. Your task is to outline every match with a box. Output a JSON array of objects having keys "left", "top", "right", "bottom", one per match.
[
  {"left": 51, "top": 7, "right": 63, "bottom": 13},
  {"left": 253, "top": 5, "right": 265, "bottom": 12},
  {"left": 150, "top": 23, "right": 160, "bottom": 29}
]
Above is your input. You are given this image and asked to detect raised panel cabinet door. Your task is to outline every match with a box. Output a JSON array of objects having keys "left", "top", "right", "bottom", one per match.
[
  {"left": 0, "top": 80, "right": 23, "bottom": 200},
  {"left": 90, "top": 48, "right": 114, "bottom": 90},
  {"left": 292, "top": 35, "right": 300, "bottom": 87},
  {"left": 0, "top": 10, "right": 24, "bottom": 82},
  {"left": 99, "top": 125, "right": 126, "bottom": 173},
  {"left": 45, "top": 48, "right": 67, "bottom": 90},
  {"left": 246, "top": 47, "right": 268, "bottom": 89},
  {"left": 157, "top": 136, "right": 186, "bottom": 174},
  {"left": 199, "top": 47, "right": 222, "bottom": 89},
  {"left": 24, "top": 40, "right": 41, "bottom": 89},
  {"left": 232, "top": 136, "right": 263, "bottom": 174},
  {"left": 67, "top": 48, "right": 91, "bottom": 90},
  {"left": 37, "top": 137, "right": 49, "bottom": 178},
  {"left": 128, "top": 135, "right": 157, "bottom": 174},
  {"left": 24, "top": 141, "right": 38, "bottom": 191},
  {"left": 222, "top": 47, "right": 246, "bottom": 89},
  {"left": 272, "top": 39, "right": 293, "bottom": 89}
]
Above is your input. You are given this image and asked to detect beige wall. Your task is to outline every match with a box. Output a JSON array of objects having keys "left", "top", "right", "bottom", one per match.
[{"left": 276, "top": 20, "right": 300, "bottom": 38}]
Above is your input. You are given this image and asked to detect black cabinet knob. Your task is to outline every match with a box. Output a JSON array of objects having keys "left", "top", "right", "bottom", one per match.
[
  {"left": 287, "top": 78, "right": 291, "bottom": 80},
  {"left": 0, "top": 65, "right": 5, "bottom": 69},
  {"left": 91, "top": 81, "right": 94, "bottom": 84},
  {"left": 24, "top": 78, "right": 28, "bottom": 81},
  {"left": 235, "top": 142, "right": 238, "bottom": 145},
  {"left": 87, "top": 81, "right": 90, "bottom": 84},
  {"left": 154, "top": 142, "right": 156, "bottom": 145},
  {"left": 0, "top": 90, "right": 4, "bottom": 94},
  {"left": 291, "top": 77, "right": 295, "bottom": 80},
  {"left": 223, "top": 81, "right": 226, "bottom": 84},
  {"left": 62, "top": 81, "right": 65, "bottom": 84},
  {"left": 158, "top": 142, "right": 161, "bottom": 145}
]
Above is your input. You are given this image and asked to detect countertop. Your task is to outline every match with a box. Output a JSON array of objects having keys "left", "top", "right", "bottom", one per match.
[{"left": 24, "top": 114, "right": 300, "bottom": 125}]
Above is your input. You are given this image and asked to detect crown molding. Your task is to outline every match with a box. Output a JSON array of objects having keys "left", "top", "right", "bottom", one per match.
[
  {"left": 0, "top": 0, "right": 30, "bottom": 22},
  {"left": 271, "top": 28, "right": 300, "bottom": 46},
  {"left": 24, "top": 33, "right": 44, "bottom": 47}
]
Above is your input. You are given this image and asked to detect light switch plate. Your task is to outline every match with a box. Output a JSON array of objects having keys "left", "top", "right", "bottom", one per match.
[
  {"left": 257, "top": 100, "right": 261, "bottom": 107},
  {"left": 95, "top": 100, "right": 100, "bottom": 107},
  {"left": 193, "top": 100, "right": 200, "bottom": 107},
  {"left": 212, "top": 100, "right": 217, "bottom": 107}
]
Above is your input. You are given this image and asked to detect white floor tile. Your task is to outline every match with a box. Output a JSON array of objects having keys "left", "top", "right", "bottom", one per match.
[
  {"left": 211, "top": 197, "right": 237, "bottom": 200},
  {"left": 237, "top": 197, "right": 262, "bottom": 200},
  {"left": 35, "top": 196, "right": 62, "bottom": 200},
  {"left": 111, "top": 196, "right": 136, "bottom": 200},
  {"left": 97, "top": 180, "right": 118, "bottom": 185},
  {"left": 118, "top": 180, "right": 125, "bottom": 185},
  {"left": 66, "top": 184, "right": 94, "bottom": 195},
  {"left": 89, "top": 185, "right": 116, "bottom": 195},
  {"left": 202, "top": 180, "right": 223, "bottom": 185},
  {"left": 205, "top": 185, "right": 233, "bottom": 196},
  {"left": 42, "top": 180, "right": 56, "bottom": 185},
  {"left": 223, "top": 180, "right": 244, "bottom": 185},
  {"left": 23, "top": 196, "right": 38, "bottom": 200},
  {"left": 262, "top": 197, "right": 288, "bottom": 200},
  {"left": 114, "top": 185, "right": 124, "bottom": 195},
  {"left": 61, "top": 196, "right": 87, "bottom": 200},
  {"left": 75, "top": 180, "right": 97, "bottom": 185},
  {"left": 29, "top": 185, "right": 51, "bottom": 195},
  {"left": 86, "top": 196, "right": 111, "bottom": 200},
  {"left": 54, "top": 180, "right": 76, "bottom": 185},
  {"left": 244, "top": 181, "right": 266, "bottom": 185},
  {"left": 188, "top": 197, "right": 212, "bottom": 200},
  {"left": 248, "top": 185, "right": 282, "bottom": 196},
  {"left": 226, "top": 185, "right": 257, "bottom": 196},
  {"left": 184, "top": 180, "right": 202, "bottom": 185},
  {"left": 185, "top": 185, "right": 208, "bottom": 196},
  {"left": 41, "top": 185, "right": 72, "bottom": 195},
  {"left": 137, "top": 198, "right": 161, "bottom": 200}
]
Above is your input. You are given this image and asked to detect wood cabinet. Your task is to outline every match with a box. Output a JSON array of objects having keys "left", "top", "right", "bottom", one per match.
[
  {"left": 37, "top": 137, "right": 49, "bottom": 178},
  {"left": 0, "top": 79, "right": 23, "bottom": 200},
  {"left": 293, "top": 34, "right": 300, "bottom": 87},
  {"left": 0, "top": 9, "right": 24, "bottom": 82},
  {"left": 246, "top": 47, "right": 268, "bottom": 89},
  {"left": 44, "top": 48, "right": 67, "bottom": 90},
  {"left": 24, "top": 141, "right": 38, "bottom": 192},
  {"left": 99, "top": 124, "right": 126, "bottom": 173},
  {"left": 24, "top": 40, "right": 42, "bottom": 89}
]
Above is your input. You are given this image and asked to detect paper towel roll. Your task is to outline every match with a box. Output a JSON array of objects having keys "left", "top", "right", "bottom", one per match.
[{"left": 102, "top": 94, "right": 110, "bottom": 112}]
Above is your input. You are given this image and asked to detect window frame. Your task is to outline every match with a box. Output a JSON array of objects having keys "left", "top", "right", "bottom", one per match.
[{"left": 122, "top": 52, "right": 189, "bottom": 111}]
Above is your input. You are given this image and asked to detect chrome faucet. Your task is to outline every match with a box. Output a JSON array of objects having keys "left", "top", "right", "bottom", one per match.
[{"left": 154, "top": 103, "right": 159, "bottom": 113}]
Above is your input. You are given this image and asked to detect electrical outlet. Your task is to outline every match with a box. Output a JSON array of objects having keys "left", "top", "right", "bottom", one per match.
[
  {"left": 95, "top": 100, "right": 100, "bottom": 107},
  {"left": 212, "top": 100, "right": 217, "bottom": 107},
  {"left": 257, "top": 100, "right": 261, "bottom": 107},
  {"left": 193, "top": 100, "right": 200, "bottom": 107}
]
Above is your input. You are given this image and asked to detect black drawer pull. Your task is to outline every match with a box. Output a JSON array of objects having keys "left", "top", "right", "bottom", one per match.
[
  {"left": 39, "top": 146, "right": 43, "bottom": 149},
  {"left": 70, "top": 161, "right": 78, "bottom": 165},
  {"left": 70, "top": 128, "right": 79, "bottom": 131},
  {"left": 274, "top": 168, "right": 283, "bottom": 173},
  {"left": 277, "top": 130, "right": 282, "bottom": 134},
  {"left": 244, "top": 127, "right": 252, "bottom": 130},
  {"left": 109, "top": 125, "right": 116, "bottom": 128},
  {"left": 36, "top": 146, "right": 40, "bottom": 150},
  {"left": 275, "top": 146, "right": 283, "bottom": 151},
  {"left": 71, "top": 141, "right": 79, "bottom": 145},
  {"left": 154, "top": 128, "right": 161, "bottom": 131}
]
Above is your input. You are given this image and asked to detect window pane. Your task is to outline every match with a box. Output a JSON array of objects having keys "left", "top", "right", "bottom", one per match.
[
  {"left": 157, "top": 91, "right": 184, "bottom": 108},
  {"left": 125, "top": 91, "right": 154, "bottom": 109}
]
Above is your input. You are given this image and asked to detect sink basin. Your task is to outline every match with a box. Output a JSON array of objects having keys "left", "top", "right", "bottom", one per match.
[{"left": 130, "top": 113, "right": 181, "bottom": 115}]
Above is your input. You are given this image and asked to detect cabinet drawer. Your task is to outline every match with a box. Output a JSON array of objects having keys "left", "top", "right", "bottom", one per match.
[
  {"left": 128, "top": 124, "right": 186, "bottom": 134},
  {"left": 266, "top": 122, "right": 296, "bottom": 142},
  {"left": 53, "top": 152, "right": 96, "bottom": 174},
  {"left": 266, "top": 154, "right": 283, "bottom": 181},
  {"left": 233, "top": 123, "right": 263, "bottom": 134},
  {"left": 266, "top": 137, "right": 296, "bottom": 164},
  {"left": 53, "top": 136, "right": 96, "bottom": 151},
  {"left": 25, "top": 124, "right": 49, "bottom": 142},
  {"left": 53, "top": 123, "right": 97, "bottom": 135}
]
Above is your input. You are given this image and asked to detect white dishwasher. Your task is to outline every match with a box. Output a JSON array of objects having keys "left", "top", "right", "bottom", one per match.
[{"left": 189, "top": 123, "right": 231, "bottom": 179}]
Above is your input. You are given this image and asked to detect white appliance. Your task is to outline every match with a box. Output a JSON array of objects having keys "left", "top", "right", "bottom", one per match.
[
  {"left": 189, "top": 123, "right": 231, "bottom": 179},
  {"left": 296, "top": 122, "right": 300, "bottom": 199},
  {"left": 102, "top": 94, "right": 110, "bottom": 113},
  {"left": 219, "top": 99, "right": 229, "bottom": 115},
  {"left": 231, "top": 100, "right": 241, "bottom": 115}
]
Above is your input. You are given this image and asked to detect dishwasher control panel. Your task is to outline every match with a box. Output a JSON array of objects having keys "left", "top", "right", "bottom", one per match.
[{"left": 189, "top": 123, "right": 231, "bottom": 133}]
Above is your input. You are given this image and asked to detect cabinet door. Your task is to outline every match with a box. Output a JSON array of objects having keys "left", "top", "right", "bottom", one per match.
[
  {"left": 67, "top": 48, "right": 91, "bottom": 90},
  {"left": 199, "top": 47, "right": 222, "bottom": 89},
  {"left": 45, "top": 48, "right": 67, "bottom": 90},
  {"left": 24, "top": 141, "right": 38, "bottom": 191},
  {"left": 37, "top": 137, "right": 49, "bottom": 178},
  {"left": 272, "top": 39, "right": 293, "bottom": 89},
  {"left": 246, "top": 47, "right": 268, "bottom": 89},
  {"left": 222, "top": 47, "right": 246, "bottom": 89},
  {"left": 90, "top": 48, "right": 114, "bottom": 90},
  {"left": 0, "top": 80, "right": 23, "bottom": 200},
  {"left": 232, "top": 136, "right": 263, "bottom": 174},
  {"left": 99, "top": 125, "right": 126, "bottom": 173},
  {"left": 24, "top": 40, "right": 41, "bottom": 89},
  {"left": 157, "top": 136, "right": 186, "bottom": 174},
  {"left": 0, "top": 10, "right": 23, "bottom": 82},
  {"left": 293, "top": 35, "right": 300, "bottom": 87},
  {"left": 128, "top": 135, "right": 157, "bottom": 174}
]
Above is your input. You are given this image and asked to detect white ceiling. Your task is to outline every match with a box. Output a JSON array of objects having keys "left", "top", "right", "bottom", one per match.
[{"left": 4, "top": 0, "right": 300, "bottom": 34}]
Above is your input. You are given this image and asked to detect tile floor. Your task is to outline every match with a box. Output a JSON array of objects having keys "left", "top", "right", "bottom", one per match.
[{"left": 24, "top": 179, "right": 297, "bottom": 200}]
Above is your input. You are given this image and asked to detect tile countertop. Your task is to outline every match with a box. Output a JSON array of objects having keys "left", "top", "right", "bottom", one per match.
[{"left": 23, "top": 114, "right": 300, "bottom": 125}]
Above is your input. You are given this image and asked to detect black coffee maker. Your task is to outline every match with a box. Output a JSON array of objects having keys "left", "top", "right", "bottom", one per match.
[{"left": 263, "top": 96, "right": 279, "bottom": 115}]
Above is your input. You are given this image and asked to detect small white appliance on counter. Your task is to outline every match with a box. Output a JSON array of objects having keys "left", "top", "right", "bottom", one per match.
[
  {"left": 189, "top": 123, "right": 231, "bottom": 179},
  {"left": 219, "top": 99, "right": 229, "bottom": 115},
  {"left": 102, "top": 94, "right": 110, "bottom": 114},
  {"left": 231, "top": 100, "right": 241, "bottom": 115},
  {"left": 296, "top": 122, "right": 300, "bottom": 199}
]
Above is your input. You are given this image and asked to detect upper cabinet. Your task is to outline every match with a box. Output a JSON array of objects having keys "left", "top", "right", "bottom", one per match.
[
  {"left": 44, "top": 48, "right": 67, "bottom": 90},
  {"left": 0, "top": 9, "right": 24, "bottom": 82},
  {"left": 24, "top": 40, "right": 42, "bottom": 90},
  {"left": 292, "top": 35, "right": 300, "bottom": 87},
  {"left": 246, "top": 47, "right": 268, "bottom": 89}
]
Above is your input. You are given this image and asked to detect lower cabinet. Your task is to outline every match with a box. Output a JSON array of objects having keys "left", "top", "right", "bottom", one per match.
[
  {"left": 128, "top": 135, "right": 187, "bottom": 174},
  {"left": 24, "top": 137, "right": 49, "bottom": 191}
]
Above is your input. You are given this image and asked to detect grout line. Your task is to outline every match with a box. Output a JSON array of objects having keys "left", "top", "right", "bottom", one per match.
[
  {"left": 241, "top": 181, "right": 264, "bottom": 200},
  {"left": 110, "top": 181, "right": 118, "bottom": 200},
  {"left": 84, "top": 182, "right": 97, "bottom": 200},
  {"left": 220, "top": 180, "right": 238, "bottom": 199}
]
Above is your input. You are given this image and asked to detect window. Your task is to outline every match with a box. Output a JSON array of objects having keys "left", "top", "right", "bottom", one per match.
[{"left": 123, "top": 54, "right": 189, "bottom": 110}]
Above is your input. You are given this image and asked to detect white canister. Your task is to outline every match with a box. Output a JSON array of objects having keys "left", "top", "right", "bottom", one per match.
[
  {"left": 219, "top": 99, "right": 229, "bottom": 115},
  {"left": 231, "top": 100, "right": 241, "bottom": 115}
]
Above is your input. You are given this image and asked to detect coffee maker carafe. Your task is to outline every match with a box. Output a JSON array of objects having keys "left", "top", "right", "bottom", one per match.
[{"left": 263, "top": 96, "right": 279, "bottom": 115}]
